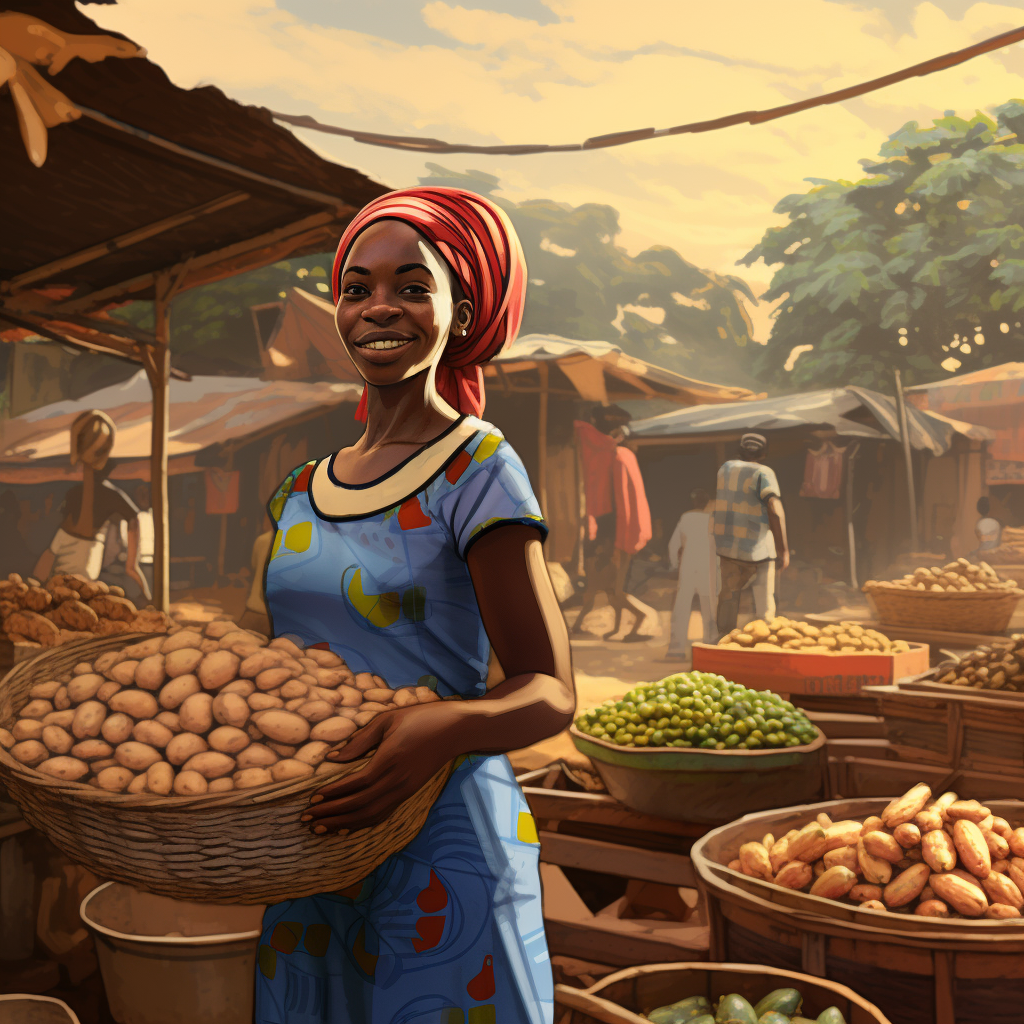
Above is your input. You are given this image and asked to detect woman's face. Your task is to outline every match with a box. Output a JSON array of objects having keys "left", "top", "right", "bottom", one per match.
[{"left": 335, "top": 220, "right": 471, "bottom": 390}]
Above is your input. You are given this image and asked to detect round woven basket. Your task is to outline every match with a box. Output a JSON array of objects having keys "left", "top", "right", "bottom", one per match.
[
  {"left": 863, "top": 583, "right": 1023, "bottom": 633},
  {"left": 0, "top": 634, "right": 453, "bottom": 905}
]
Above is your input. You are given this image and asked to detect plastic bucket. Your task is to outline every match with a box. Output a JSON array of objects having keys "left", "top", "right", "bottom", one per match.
[
  {"left": 80, "top": 882, "right": 265, "bottom": 1024},
  {"left": 0, "top": 994, "right": 82, "bottom": 1023}
]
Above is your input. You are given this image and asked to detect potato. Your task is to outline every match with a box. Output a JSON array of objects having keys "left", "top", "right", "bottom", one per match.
[
  {"left": 19, "top": 699, "right": 53, "bottom": 720},
  {"left": 393, "top": 688, "right": 418, "bottom": 708},
  {"left": 162, "top": 630, "right": 203, "bottom": 654},
  {"left": 133, "top": 720, "right": 174, "bottom": 749},
  {"left": 271, "top": 758, "right": 314, "bottom": 782},
  {"left": 13, "top": 719, "right": 44, "bottom": 742},
  {"left": 42, "top": 710, "right": 75, "bottom": 729},
  {"left": 208, "top": 725, "right": 250, "bottom": 755},
  {"left": 109, "top": 661, "right": 140, "bottom": 687},
  {"left": 41, "top": 725, "right": 73, "bottom": 755},
  {"left": 11, "top": 739, "right": 48, "bottom": 766},
  {"left": 236, "top": 743, "right": 278, "bottom": 769},
  {"left": 123, "top": 637, "right": 164, "bottom": 660},
  {"left": 146, "top": 761, "right": 174, "bottom": 795},
  {"left": 101, "top": 713, "right": 134, "bottom": 745},
  {"left": 165, "top": 648, "right": 204, "bottom": 678},
  {"left": 208, "top": 777, "right": 235, "bottom": 793},
  {"left": 204, "top": 620, "right": 237, "bottom": 640},
  {"left": 280, "top": 679, "right": 310, "bottom": 700},
  {"left": 179, "top": 692, "right": 214, "bottom": 734},
  {"left": 198, "top": 650, "right": 241, "bottom": 691},
  {"left": 72, "top": 700, "right": 106, "bottom": 739},
  {"left": 67, "top": 674, "right": 104, "bottom": 704},
  {"left": 267, "top": 741, "right": 297, "bottom": 758},
  {"left": 96, "top": 766, "right": 135, "bottom": 792},
  {"left": 212, "top": 692, "right": 249, "bottom": 729},
  {"left": 285, "top": 698, "right": 306, "bottom": 712},
  {"left": 96, "top": 682, "right": 122, "bottom": 703},
  {"left": 155, "top": 711, "right": 181, "bottom": 734},
  {"left": 181, "top": 750, "right": 235, "bottom": 779},
  {"left": 246, "top": 722, "right": 263, "bottom": 742},
  {"left": 30, "top": 681, "right": 63, "bottom": 701},
  {"left": 158, "top": 674, "right": 201, "bottom": 711},
  {"left": 310, "top": 717, "right": 357, "bottom": 743},
  {"left": 357, "top": 701, "right": 390, "bottom": 713},
  {"left": 72, "top": 661, "right": 95, "bottom": 675},
  {"left": 109, "top": 690, "right": 159, "bottom": 720},
  {"left": 115, "top": 741, "right": 162, "bottom": 772},
  {"left": 127, "top": 774, "right": 149, "bottom": 794},
  {"left": 135, "top": 655, "right": 166, "bottom": 691},
  {"left": 221, "top": 630, "right": 267, "bottom": 651},
  {"left": 37, "top": 756, "right": 89, "bottom": 781},
  {"left": 307, "top": 685, "right": 342, "bottom": 706},
  {"left": 353, "top": 710, "right": 379, "bottom": 728},
  {"left": 90, "top": 758, "right": 118, "bottom": 772},
  {"left": 255, "top": 667, "right": 294, "bottom": 692},
  {"left": 362, "top": 688, "right": 394, "bottom": 704},
  {"left": 414, "top": 686, "right": 440, "bottom": 703},
  {"left": 269, "top": 637, "right": 304, "bottom": 658},
  {"left": 253, "top": 709, "right": 310, "bottom": 745},
  {"left": 165, "top": 732, "right": 208, "bottom": 766},
  {"left": 93, "top": 652, "right": 118, "bottom": 674},
  {"left": 53, "top": 686, "right": 71, "bottom": 711},
  {"left": 233, "top": 767, "right": 274, "bottom": 790},
  {"left": 240, "top": 650, "right": 284, "bottom": 679},
  {"left": 295, "top": 741, "right": 331, "bottom": 767},
  {"left": 72, "top": 739, "right": 114, "bottom": 761},
  {"left": 306, "top": 648, "right": 345, "bottom": 669},
  {"left": 0, "top": 727, "right": 14, "bottom": 750},
  {"left": 313, "top": 668, "right": 351, "bottom": 690},
  {"left": 199, "top": 639, "right": 219, "bottom": 654},
  {"left": 173, "top": 770, "right": 208, "bottom": 795},
  {"left": 248, "top": 693, "right": 284, "bottom": 712},
  {"left": 220, "top": 679, "right": 255, "bottom": 698},
  {"left": 297, "top": 700, "right": 336, "bottom": 724},
  {"left": 328, "top": 684, "right": 358, "bottom": 709},
  {"left": 353, "top": 672, "right": 376, "bottom": 691}
]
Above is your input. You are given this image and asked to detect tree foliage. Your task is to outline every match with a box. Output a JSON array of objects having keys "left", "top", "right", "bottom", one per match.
[{"left": 743, "top": 101, "right": 1024, "bottom": 391}]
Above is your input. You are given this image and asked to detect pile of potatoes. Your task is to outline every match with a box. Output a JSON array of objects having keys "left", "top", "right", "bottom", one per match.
[
  {"left": 0, "top": 619, "right": 440, "bottom": 796},
  {"left": 931, "top": 634, "right": 1024, "bottom": 692},
  {"left": 864, "top": 559, "right": 1020, "bottom": 594},
  {"left": 1, "top": 572, "right": 172, "bottom": 648},
  {"left": 727, "top": 784, "right": 1024, "bottom": 921},
  {"left": 718, "top": 616, "right": 910, "bottom": 655}
]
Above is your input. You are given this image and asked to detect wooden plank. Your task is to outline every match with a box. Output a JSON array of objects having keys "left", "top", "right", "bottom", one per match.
[
  {"left": 544, "top": 915, "right": 709, "bottom": 967},
  {"left": 540, "top": 863, "right": 593, "bottom": 924},
  {"left": 523, "top": 788, "right": 703, "bottom": 838},
  {"left": 805, "top": 712, "right": 885, "bottom": 739},
  {"left": 539, "top": 830, "right": 696, "bottom": 887}
]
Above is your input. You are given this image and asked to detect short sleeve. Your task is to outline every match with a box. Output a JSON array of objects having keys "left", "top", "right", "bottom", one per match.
[
  {"left": 267, "top": 461, "right": 315, "bottom": 528},
  {"left": 758, "top": 467, "right": 781, "bottom": 502},
  {"left": 434, "top": 433, "right": 547, "bottom": 559}
]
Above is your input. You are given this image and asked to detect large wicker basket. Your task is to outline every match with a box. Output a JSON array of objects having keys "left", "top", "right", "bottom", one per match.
[
  {"left": 0, "top": 635, "right": 453, "bottom": 905},
  {"left": 863, "top": 583, "right": 1023, "bottom": 633}
]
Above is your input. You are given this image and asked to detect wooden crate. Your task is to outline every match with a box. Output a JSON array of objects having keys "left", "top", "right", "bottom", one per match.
[
  {"left": 864, "top": 685, "right": 960, "bottom": 767},
  {"left": 519, "top": 773, "right": 710, "bottom": 968},
  {"left": 692, "top": 642, "right": 929, "bottom": 697},
  {"left": 826, "top": 738, "right": 895, "bottom": 761},
  {"left": 806, "top": 711, "right": 886, "bottom": 740},
  {"left": 828, "top": 756, "right": 956, "bottom": 799},
  {"left": 954, "top": 694, "right": 1024, "bottom": 777}
]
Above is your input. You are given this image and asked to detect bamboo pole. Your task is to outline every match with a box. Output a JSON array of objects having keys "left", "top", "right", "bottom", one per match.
[
  {"left": 217, "top": 451, "right": 234, "bottom": 580},
  {"left": 894, "top": 369, "right": 920, "bottom": 552},
  {"left": 537, "top": 362, "right": 549, "bottom": 519},
  {"left": 149, "top": 273, "right": 172, "bottom": 611},
  {"left": 845, "top": 442, "right": 860, "bottom": 588}
]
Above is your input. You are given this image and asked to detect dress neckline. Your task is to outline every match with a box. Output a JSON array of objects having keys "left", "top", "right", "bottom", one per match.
[{"left": 309, "top": 416, "right": 487, "bottom": 520}]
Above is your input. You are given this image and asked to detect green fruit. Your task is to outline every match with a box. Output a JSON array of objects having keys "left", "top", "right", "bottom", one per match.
[
  {"left": 757, "top": 1014, "right": 790, "bottom": 1024},
  {"left": 715, "top": 994, "right": 758, "bottom": 1024},
  {"left": 691, "top": 1017, "right": 716, "bottom": 1024},
  {"left": 647, "top": 995, "right": 713, "bottom": 1024},
  {"left": 816, "top": 1010, "right": 847, "bottom": 1024},
  {"left": 754, "top": 989, "right": 802, "bottom": 1017}
]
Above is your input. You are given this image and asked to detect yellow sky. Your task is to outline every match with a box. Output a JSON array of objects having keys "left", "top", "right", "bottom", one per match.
[{"left": 92, "top": 0, "right": 1024, "bottom": 340}]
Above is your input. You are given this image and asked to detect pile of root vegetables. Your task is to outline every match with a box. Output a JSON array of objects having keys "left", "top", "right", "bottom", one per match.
[
  {"left": 727, "top": 785, "right": 1024, "bottom": 920},
  {"left": 0, "top": 620, "right": 438, "bottom": 796}
]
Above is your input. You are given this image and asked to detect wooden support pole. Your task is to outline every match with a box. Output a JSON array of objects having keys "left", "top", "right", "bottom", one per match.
[
  {"left": 845, "top": 442, "right": 860, "bottom": 588},
  {"left": 537, "top": 362, "right": 549, "bottom": 519},
  {"left": 894, "top": 369, "right": 920, "bottom": 552},
  {"left": 217, "top": 451, "right": 234, "bottom": 580},
  {"left": 148, "top": 273, "right": 172, "bottom": 612}
]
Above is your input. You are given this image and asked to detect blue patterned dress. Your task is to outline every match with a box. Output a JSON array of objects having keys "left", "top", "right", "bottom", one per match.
[{"left": 256, "top": 417, "right": 554, "bottom": 1024}]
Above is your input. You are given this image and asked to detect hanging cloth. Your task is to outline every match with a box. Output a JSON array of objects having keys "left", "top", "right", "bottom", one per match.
[
  {"left": 613, "top": 446, "right": 652, "bottom": 555},
  {"left": 800, "top": 441, "right": 844, "bottom": 499},
  {"left": 574, "top": 419, "right": 618, "bottom": 539},
  {"left": 205, "top": 468, "right": 240, "bottom": 515}
]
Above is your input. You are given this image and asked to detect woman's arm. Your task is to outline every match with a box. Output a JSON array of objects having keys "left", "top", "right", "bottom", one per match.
[
  {"left": 306, "top": 524, "right": 575, "bottom": 832},
  {"left": 124, "top": 517, "right": 152, "bottom": 602},
  {"left": 767, "top": 496, "right": 790, "bottom": 572},
  {"left": 33, "top": 548, "right": 55, "bottom": 583}
]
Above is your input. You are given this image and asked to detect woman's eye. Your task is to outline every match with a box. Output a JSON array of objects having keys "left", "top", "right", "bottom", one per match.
[
  {"left": 400, "top": 284, "right": 430, "bottom": 295},
  {"left": 343, "top": 284, "right": 369, "bottom": 296}
]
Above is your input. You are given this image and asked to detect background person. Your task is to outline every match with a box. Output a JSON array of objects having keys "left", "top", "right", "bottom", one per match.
[
  {"left": 974, "top": 496, "right": 1002, "bottom": 555},
  {"left": 100, "top": 483, "right": 154, "bottom": 603},
  {"left": 666, "top": 488, "right": 716, "bottom": 662},
  {"left": 713, "top": 432, "right": 789, "bottom": 636}
]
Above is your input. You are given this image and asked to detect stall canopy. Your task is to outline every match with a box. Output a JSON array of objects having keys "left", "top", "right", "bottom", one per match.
[
  {"left": 907, "top": 364, "right": 1024, "bottom": 484},
  {"left": 0, "top": 373, "right": 361, "bottom": 484},
  {"left": 262, "top": 287, "right": 759, "bottom": 406},
  {"left": 624, "top": 386, "right": 991, "bottom": 454}
]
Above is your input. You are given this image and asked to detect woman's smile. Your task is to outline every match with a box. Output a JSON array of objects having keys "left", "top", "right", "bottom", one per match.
[{"left": 353, "top": 329, "right": 417, "bottom": 363}]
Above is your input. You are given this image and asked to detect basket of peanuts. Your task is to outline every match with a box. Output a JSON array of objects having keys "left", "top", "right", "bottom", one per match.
[{"left": 0, "top": 620, "right": 453, "bottom": 904}]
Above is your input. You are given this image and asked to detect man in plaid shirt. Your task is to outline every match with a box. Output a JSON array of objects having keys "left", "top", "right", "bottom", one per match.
[{"left": 713, "top": 433, "right": 789, "bottom": 635}]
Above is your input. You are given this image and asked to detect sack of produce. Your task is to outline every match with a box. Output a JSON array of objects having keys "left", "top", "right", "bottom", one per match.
[
  {"left": 717, "top": 617, "right": 909, "bottom": 655},
  {"left": 0, "top": 621, "right": 452, "bottom": 904}
]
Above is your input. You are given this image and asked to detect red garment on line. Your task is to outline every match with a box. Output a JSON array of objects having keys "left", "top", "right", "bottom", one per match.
[
  {"left": 574, "top": 420, "right": 618, "bottom": 539},
  {"left": 613, "top": 446, "right": 652, "bottom": 555},
  {"left": 800, "top": 442, "right": 844, "bottom": 499}
]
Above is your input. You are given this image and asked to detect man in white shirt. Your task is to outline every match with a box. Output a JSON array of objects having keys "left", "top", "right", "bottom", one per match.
[
  {"left": 974, "top": 496, "right": 1002, "bottom": 554},
  {"left": 666, "top": 489, "right": 717, "bottom": 662}
]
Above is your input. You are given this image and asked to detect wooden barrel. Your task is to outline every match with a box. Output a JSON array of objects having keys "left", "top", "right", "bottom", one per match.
[
  {"left": 554, "top": 962, "right": 891, "bottom": 1024},
  {"left": 691, "top": 797, "right": 1024, "bottom": 1024}
]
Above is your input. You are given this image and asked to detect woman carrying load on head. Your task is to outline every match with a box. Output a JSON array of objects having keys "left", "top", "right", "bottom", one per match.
[{"left": 258, "top": 187, "right": 574, "bottom": 1024}]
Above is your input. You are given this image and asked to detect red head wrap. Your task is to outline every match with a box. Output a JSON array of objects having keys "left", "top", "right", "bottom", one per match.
[{"left": 332, "top": 186, "right": 528, "bottom": 422}]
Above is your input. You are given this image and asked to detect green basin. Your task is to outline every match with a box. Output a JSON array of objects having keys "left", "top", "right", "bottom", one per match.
[{"left": 570, "top": 725, "right": 827, "bottom": 825}]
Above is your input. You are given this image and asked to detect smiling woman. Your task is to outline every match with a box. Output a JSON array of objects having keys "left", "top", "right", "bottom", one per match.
[{"left": 257, "top": 187, "right": 572, "bottom": 1024}]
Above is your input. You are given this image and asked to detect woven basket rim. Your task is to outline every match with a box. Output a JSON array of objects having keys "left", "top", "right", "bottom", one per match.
[
  {"left": 861, "top": 584, "right": 1024, "bottom": 600},
  {"left": 0, "top": 630, "right": 372, "bottom": 809}
]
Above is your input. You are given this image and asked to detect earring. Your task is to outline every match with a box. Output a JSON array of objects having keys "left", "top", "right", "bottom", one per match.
[{"left": 461, "top": 329, "right": 467, "bottom": 336}]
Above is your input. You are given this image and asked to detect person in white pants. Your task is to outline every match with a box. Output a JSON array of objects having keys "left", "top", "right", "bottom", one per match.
[{"left": 666, "top": 489, "right": 717, "bottom": 662}]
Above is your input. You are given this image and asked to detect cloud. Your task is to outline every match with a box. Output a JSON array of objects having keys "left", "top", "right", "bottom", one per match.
[{"left": 90, "top": 0, "right": 1024, "bottom": 286}]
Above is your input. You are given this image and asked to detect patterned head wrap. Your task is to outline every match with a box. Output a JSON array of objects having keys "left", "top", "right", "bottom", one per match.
[{"left": 332, "top": 186, "right": 527, "bottom": 422}]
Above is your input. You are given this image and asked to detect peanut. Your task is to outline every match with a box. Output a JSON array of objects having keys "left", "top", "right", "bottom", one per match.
[
  {"left": 915, "top": 900, "right": 950, "bottom": 918},
  {"left": 893, "top": 823, "right": 922, "bottom": 849},
  {"left": 931, "top": 873, "right": 988, "bottom": 917},
  {"left": 881, "top": 784, "right": 932, "bottom": 828},
  {"left": 860, "top": 816, "right": 884, "bottom": 836},
  {"left": 953, "top": 819, "right": 992, "bottom": 878},
  {"left": 824, "top": 820, "right": 862, "bottom": 851},
  {"left": 823, "top": 847, "right": 859, "bottom": 873},
  {"left": 981, "top": 870, "right": 1024, "bottom": 909},
  {"left": 946, "top": 799, "right": 990, "bottom": 824},
  {"left": 859, "top": 900, "right": 886, "bottom": 912},
  {"left": 922, "top": 829, "right": 958, "bottom": 873},
  {"left": 739, "top": 842, "right": 773, "bottom": 881},
  {"left": 915, "top": 810, "right": 944, "bottom": 834},
  {"left": 857, "top": 839, "right": 893, "bottom": 885},
  {"left": 850, "top": 884, "right": 882, "bottom": 904},
  {"left": 863, "top": 831, "right": 904, "bottom": 864},
  {"left": 788, "top": 826, "right": 827, "bottom": 863},
  {"left": 883, "top": 863, "right": 931, "bottom": 908},
  {"left": 810, "top": 865, "right": 857, "bottom": 899},
  {"left": 987, "top": 904, "right": 1021, "bottom": 918}
]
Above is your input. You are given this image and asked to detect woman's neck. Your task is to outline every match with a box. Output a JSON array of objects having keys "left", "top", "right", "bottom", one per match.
[{"left": 360, "top": 371, "right": 459, "bottom": 451}]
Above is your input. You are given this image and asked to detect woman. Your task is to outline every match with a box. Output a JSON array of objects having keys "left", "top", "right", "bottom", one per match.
[{"left": 259, "top": 188, "right": 574, "bottom": 1024}]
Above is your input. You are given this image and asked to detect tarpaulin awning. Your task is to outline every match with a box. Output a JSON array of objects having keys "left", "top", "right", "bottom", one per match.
[
  {"left": 261, "top": 288, "right": 759, "bottom": 406},
  {"left": 623, "top": 386, "right": 991, "bottom": 456},
  {"left": 0, "top": 372, "right": 361, "bottom": 484}
]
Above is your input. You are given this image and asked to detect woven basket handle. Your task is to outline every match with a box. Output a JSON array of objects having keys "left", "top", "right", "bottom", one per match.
[{"left": 553, "top": 985, "right": 648, "bottom": 1024}]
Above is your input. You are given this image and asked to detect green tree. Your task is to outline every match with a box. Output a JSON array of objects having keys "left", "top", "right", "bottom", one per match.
[
  {"left": 743, "top": 101, "right": 1024, "bottom": 391},
  {"left": 418, "top": 165, "right": 760, "bottom": 388}
]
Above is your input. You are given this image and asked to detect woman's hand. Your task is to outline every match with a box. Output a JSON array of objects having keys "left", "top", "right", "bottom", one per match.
[{"left": 302, "top": 702, "right": 467, "bottom": 834}]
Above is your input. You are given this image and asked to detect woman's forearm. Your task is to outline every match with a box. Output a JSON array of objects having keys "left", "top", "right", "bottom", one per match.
[{"left": 447, "top": 671, "right": 576, "bottom": 756}]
